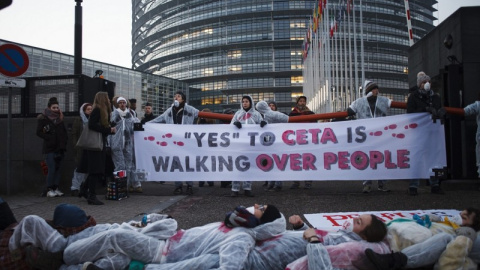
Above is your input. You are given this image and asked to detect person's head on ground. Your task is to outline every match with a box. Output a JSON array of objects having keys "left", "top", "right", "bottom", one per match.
[
  {"left": 241, "top": 96, "right": 253, "bottom": 111},
  {"left": 144, "top": 102, "right": 153, "bottom": 115},
  {"left": 224, "top": 204, "right": 281, "bottom": 228},
  {"left": 129, "top": 98, "right": 137, "bottom": 111},
  {"left": 352, "top": 214, "right": 387, "bottom": 242},
  {"left": 296, "top": 96, "right": 307, "bottom": 110},
  {"left": 50, "top": 203, "right": 97, "bottom": 237},
  {"left": 363, "top": 80, "right": 379, "bottom": 97},
  {"left": 460, "top": 207, "right": 480, "bottom": 231},
  {"left": 268, "top": 101, "right": 278, "bottom": 111}
]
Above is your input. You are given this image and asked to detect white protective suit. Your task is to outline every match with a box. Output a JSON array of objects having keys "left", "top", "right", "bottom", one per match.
[
  {"left": 63, "top": 213, "right": 286, "bottom": 270},
  {"left": 255, "top": 100, "right": 289, "bottom": 124},
  {"left": 286, "top": 225, "right": 391, "bottom": 270},
  {"left": 464, "top": 101, "right": 480, "bottom": 177},
  {"left": 109, "top": 108, "right": 139, "bottom": 188},
  {"left": 149, "top": 103, "right": 199, "bottom": 124},
  {"left": 349, "top": 95, "right": 391, "bottom": 119},
  {"left": 8, "top": 214, "right": 177, "bottom": 270}
]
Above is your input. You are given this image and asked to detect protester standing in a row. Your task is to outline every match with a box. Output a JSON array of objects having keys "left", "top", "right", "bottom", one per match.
[
  {"left": 151, "top": 91, "right": 199, "bottom": 195},
  {"left": 78, "top": 92, "right": 116, "bottom": 205},
  {"left": 36, "top": 97, "right": 68, "bottom": 197},
  {"left": 70, "top": 103, "right": 92, "bottom": 196},
  {"left": 141, "top": 102, "right": 155, "bottom": 124},
  {"left": 110, "top": 97, "right": 141, "bottom": 193},
  {"left": 348, "top": 80, "right": 392, "bottom": 193},
  {"left": 464, "top": 94, "right": 480, "bottom": 180},
  {"left": 289, "top": 96, "right": 315, "bottom": 190}
]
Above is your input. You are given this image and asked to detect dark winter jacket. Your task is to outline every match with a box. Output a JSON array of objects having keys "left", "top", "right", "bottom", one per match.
[
  {"left": 407, "top": 90, "right": 442, "bottom": 113},
  {"left": 36, "top": 114, "right": 68, "bottom": 154}
]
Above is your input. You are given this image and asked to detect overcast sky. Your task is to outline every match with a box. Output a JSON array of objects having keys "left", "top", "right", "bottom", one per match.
[{"left": 0, "top": 0, "right": 478, "bottom": 69}]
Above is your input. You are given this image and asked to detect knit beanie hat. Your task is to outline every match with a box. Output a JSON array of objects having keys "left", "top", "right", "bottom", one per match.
[
  {"left": 259, "top": 204, "right": 281, "bottom": 224},
  {"left": 363, "top": 80, "right": 378, "bottom": 95},
  {"left": 175, "top": 91, "right": 186, "bottom": 101},
  {"left": 296, "top": 96, "right": 307, "bottom": 104},
  {"left": 417, "top": 71, "right": 430, "bottom": 88},
  {"left": 53, "top": 203, "right": 88, "bottom": 228}
]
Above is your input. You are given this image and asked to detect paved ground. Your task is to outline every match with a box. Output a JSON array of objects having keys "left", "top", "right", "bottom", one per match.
[{"left": 3, "top": 178, "right": 480, "bottom": 230}]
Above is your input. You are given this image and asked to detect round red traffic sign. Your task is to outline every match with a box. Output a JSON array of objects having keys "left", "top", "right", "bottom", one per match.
[{"left": 0, "top": 44, "right": 30, "bottom": 77}]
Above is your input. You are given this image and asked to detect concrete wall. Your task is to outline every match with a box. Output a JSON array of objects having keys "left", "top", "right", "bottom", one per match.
[{"left": 0, "top": 116, "right": 77, "bottom": 195}]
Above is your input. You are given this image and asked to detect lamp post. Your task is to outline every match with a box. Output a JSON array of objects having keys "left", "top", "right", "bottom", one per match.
[{"left": 74, "top": 0, "right": 83, "bottom": 75}]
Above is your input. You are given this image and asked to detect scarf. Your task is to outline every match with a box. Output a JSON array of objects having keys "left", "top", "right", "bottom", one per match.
[
  {"left": 43, "top": 108, "right": 63, "bottom": 124},
  {"left": 116, "top": 108, "right": 128, "bottom": 118}
]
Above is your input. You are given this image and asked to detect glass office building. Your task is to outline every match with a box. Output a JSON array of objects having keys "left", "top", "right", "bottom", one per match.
[
  {"left": 132, "top": 0, "right": 436, "bottom": 114},
  {"left": 0, "top": 39, "right": 188, "bottom": 117}
]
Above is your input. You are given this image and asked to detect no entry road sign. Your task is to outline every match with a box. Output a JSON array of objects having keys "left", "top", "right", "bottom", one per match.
[{"left": 0, "top": 44, "right": 29, "bottom": 77}]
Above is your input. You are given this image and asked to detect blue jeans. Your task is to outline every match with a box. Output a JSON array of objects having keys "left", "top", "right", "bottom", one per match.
[
  {"left": 45, "top": 152, "right": 64, "bottom": 188},
  {"left": 175, "top": 181, "right": 193, "bottom": 188},
  {"left": 409, "top": 178, "right": 439, "bottom": 188}
]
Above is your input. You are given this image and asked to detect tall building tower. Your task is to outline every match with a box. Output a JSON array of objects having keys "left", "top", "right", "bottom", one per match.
[{"left": 132, "top": 0, "right": 437, "bottom": 115}]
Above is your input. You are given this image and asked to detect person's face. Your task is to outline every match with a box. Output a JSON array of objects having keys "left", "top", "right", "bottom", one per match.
[
  {"left": 50, "top": 104, "right": 60, "bottom": 112},
  {"left": 242, "top": 98, "right": 251, "bottom": 110},
  {"left": 84, "top": 105, "right": 93, "bottom": 116},
  {"left": 460, "top": 210, "right": 476, "bottom": 227},
  {"left": 118, "top": 100, "right": 127, "bottom": 110},
  {"left": 130, "top": 103, "right": 136, "bottom": 110},
  {"left": 352, "top": 214, "right": 372, "bottom": 234},
  {"left": 297, "top": 98, "right": 306, "bottom": 107},
  {"left": 370, "top": 88, "right": 379, "bottom": 96},
  {"left": 174, "top": 94, "right": 184, "bottom": 103},
  {"left": 253, "top": 204, "right": 267, "bottom": 219},
  {"left": 144, "top": 106, "right": 152, "bottom": 114},
  {"left": 268, "top": 103, "right": 277, "bottom": 111}
]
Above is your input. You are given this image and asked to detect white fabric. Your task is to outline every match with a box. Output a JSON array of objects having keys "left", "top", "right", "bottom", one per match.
[
  {"left": 138, "top": 113, "right": 446, "bottom": 181},
  {"left": 256, "top": 100, "right": 289, "bottom": 123},
  {"left": 349, "top": 96, "right": 391, "bottom": 119},
  {"left": 230, "top": 95, "right": 263, "bottom": 125},
  {"left": 150, "top": 103, "right": 199, "bottom": 124},
  {"left": 464, "top": 101, "right": 480, "bottom": 176}
]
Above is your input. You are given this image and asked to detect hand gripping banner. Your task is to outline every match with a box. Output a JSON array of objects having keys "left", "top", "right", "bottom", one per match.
[{"left": 135, "top": 113, "right": 446, "bottom": 181}]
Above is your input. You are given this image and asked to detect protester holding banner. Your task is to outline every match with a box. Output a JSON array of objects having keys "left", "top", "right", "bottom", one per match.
[
  {"left": 70, "top": 103, "right": 92, "bottom": 197},
  {"left": 256, "top": 100, "right": 289, "bottom": 192},
  {"left": 77, "top": 92, "right": 116, "bottom": 205},
  {"left": 406, "top": 72, "right": 445, "bottom": 196},
  {"left": 288, "top": 96, "right": 315, "bottom": 190},
  {"left": 150, "top": 91, "right": 199, "bottom": 195},
  {"left": 348, "top": 80, "right": 391, "bottom": 193},
  {"left": 463, "top": 95, "right": 480, "bottom": 179},
  {"left": 110, "top": 97, "right": 141, "bottom": 193},
  {"left": 36, "top": 97, "right": 68, "bottom": 198},
  {"left": 229, "top": 95, "right": 264, "bottom": 197}
]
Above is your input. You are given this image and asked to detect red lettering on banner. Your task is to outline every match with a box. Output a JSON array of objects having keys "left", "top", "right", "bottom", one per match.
[
  {"left": 397, "top": 150, "right": 410, "bottom": 168},
  {"left": 296, "top": 129, "right": 308, "bottom": 145},
  {"left": 384, "top": 150, "right": 398, "bottom": 169},
  {"left": 283, "top": 130, "right": 295, "bottom": 145},
  {"left": 338, "top": 151, "right": 350, "bottom": 169},
  {"left": 257, "top": 153, "right": 318, "bottom": 171},
  {"left": 281, "top": 128, "right": 337, "bottom": 145},
  {"left": 323, "top": 214, "right": 357, "bottom": 226},
  {"left": 290, "top": 154, "right": 301, "bottom": 170},
  {"left": 273, "top": 154, "right": 289, "bottom": 170},
  {"left": 323, "top": 150, "right": 410, "bottom": 170},
  {"left": 321, "top": 128, "right": 338, "bottom": 144}
]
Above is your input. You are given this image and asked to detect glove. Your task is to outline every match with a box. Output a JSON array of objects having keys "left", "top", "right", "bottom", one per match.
[
  {"left": 233, "top": 121, "right": 242, "bottom": 129},
  {"left": 224, "top": 206, "right": 260, "bottom": 228},
  {"left": 455, "top": 227, "right": 477, "bottom": 242},
  {"left": 413, "top": 214, "right": 432, "bottom": 228},
  {"left": 260, "top": 120, "right": 267, "bottom": 128}
]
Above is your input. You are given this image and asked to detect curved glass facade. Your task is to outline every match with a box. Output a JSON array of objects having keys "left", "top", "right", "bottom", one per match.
[{"left": 132, "top": 0, "right": 436, "bottom": 114}]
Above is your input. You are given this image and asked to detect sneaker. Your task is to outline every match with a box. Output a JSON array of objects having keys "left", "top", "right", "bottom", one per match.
[
  {"left": 408, "top": 187, "right": 418, "bottom": 196},
  {"left": 54, "top": 189, "right": 64, "bottom": 197},
  {"left": 129, "top": 186, "right": 135, "bottom": 193},
  {"left": 362, "top": 185, "right": 371, "bottom": 193},
  {"left": 25, "top": 245, "right": 63, "bottom": 270},
  {"left": 304, "top": 183, "right": 312, "bottom": 189},
  {"left": 173, "top": 187, "right": 183, "bottom": 195},
  {"left": 186, "top": 185, "right": 193, "bottom": 195},
  {"left": 133, "top": 187, "right": 143, "bottom": 193},
  {"left": 47, "top": 190, "right": 58, "bottom": 198},
  {"left": 377, "top": 185, "right": 390, "bottom": 192},
  {"left": 431, "top": 186, "right": 445, "bottom": 194},
  {"left": 290, "top": 183, "right": 300, "bottom": 189},
  {"left": 244, "top": 190, "right": 254, "bottom": 197}
]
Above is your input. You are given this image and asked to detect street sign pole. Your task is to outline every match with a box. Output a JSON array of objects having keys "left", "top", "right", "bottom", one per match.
[{"left": 7, "top": 87, "right": 11, "bottom": 195}]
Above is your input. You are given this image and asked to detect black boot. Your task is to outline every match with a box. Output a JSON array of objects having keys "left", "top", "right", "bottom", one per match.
[
  {"left": 365, "top": 249, "right": 407, "bottom": 270},
  {"left": 78, "top": 181, "right": 88, "bottom": 199},
  {"left": 87, "top": 193, "right": 104, "bottom": 205}
]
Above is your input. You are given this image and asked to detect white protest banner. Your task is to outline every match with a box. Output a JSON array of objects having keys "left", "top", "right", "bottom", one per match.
[
  {"left": 304, "top": 209, "right": 460, "bottom": 232},
  {"left": 134, "top": 113, "right": 446, "bottom": 181}
]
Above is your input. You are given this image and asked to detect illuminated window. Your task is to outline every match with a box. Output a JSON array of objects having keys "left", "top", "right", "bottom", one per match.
[
  {"left": 201, "top": 98, "right": 214, "bottom": 105},
  {"left": 290, "top": 21, "right": 305, "bottom": 28},
  {"left": 214, "top": 97, "right": 223, "bottom": 104},
  {"left": 214, "top": 81, "right": 226, "bottom": 90},
  {"left": 203, "top": 28, "right": 213, "bottom": 34},
  {"left": 229, "top": 65, "right": 242, "bottom": 72},
  {"left": 228, "top": 50, "right": 242, "bottom": 58},
  {"left": 291, "top": 76, "right": 303, "bottom": 84},
  {"left": 291, "top": 64, "right": 303, "bottom": 70},
  {"left": 203, "top": 68, "right": 213, "bottom": 76},
  {"left": 291, "top": 50, "right": 302, "bottom": 56}
]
